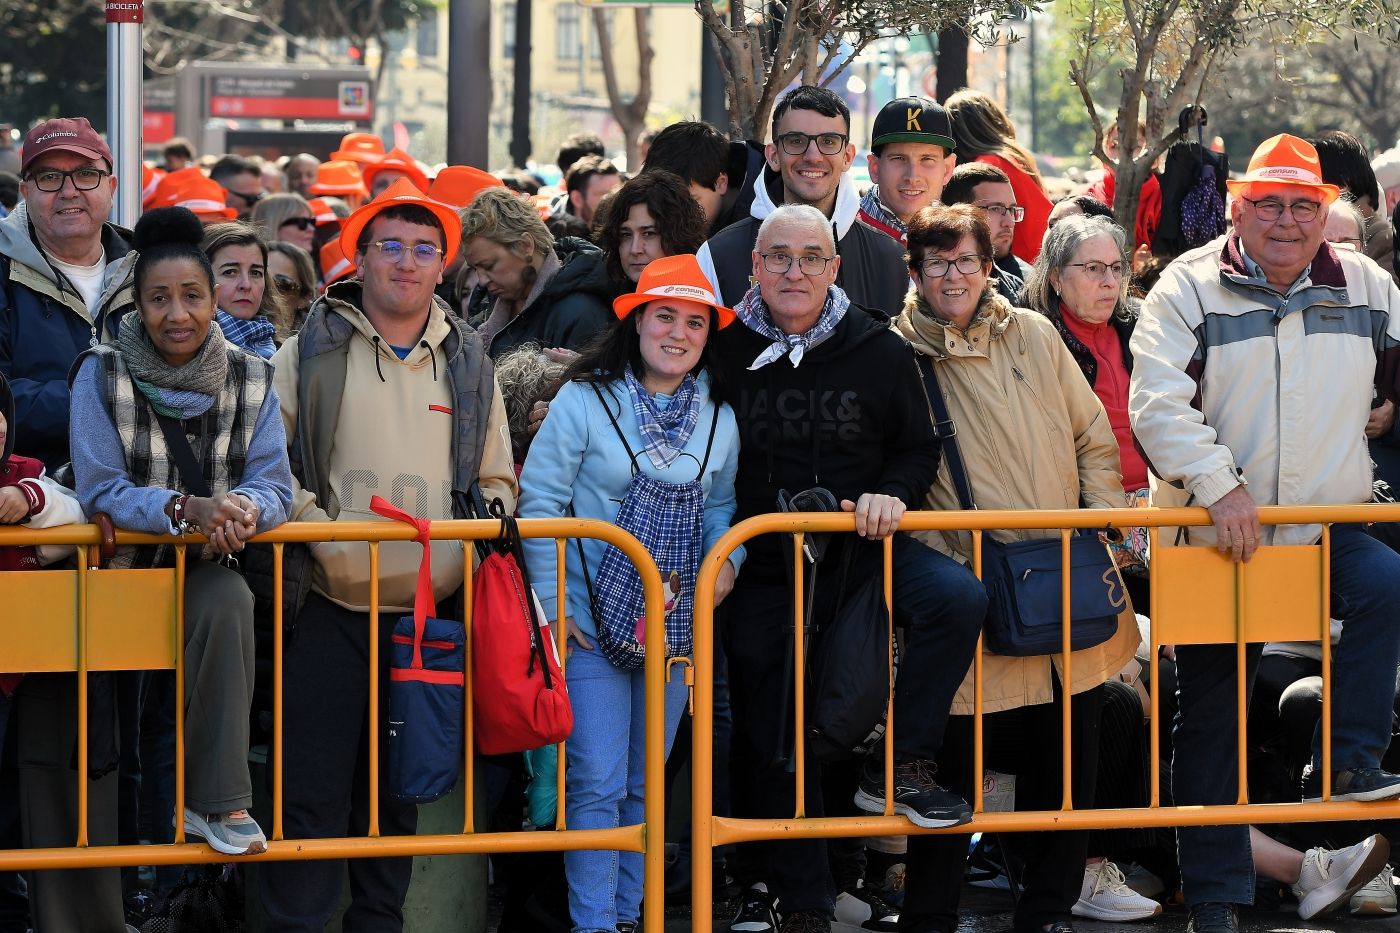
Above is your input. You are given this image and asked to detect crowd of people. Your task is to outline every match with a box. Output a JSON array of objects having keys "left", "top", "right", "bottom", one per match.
[{"left": 3, "top": 86, "right": 1400, "bottom": 933}]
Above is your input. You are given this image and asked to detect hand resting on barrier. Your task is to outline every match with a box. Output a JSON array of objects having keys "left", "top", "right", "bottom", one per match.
[
  {"left": 841, "top": 493, "right": 905, "bottom": 541},
  {"left": 1207, "top": 484, "right": 1261, "bottom": 564}
]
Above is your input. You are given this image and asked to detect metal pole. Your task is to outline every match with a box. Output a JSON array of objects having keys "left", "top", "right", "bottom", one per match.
[
  {"left": 1028, "top": 13, "right": 1039, "bottom": 153},
  {"left": 510, "top": 0, "right": 533, "bottom": 168},
  {"left": 106, "top": 0, "right": 144, "bottom": 228},
  {"left": 448, "top": 0, "right": 491, "bottom": 168},
  {"left": 700, "top": 30, "right": 727, "bottom": 132}
]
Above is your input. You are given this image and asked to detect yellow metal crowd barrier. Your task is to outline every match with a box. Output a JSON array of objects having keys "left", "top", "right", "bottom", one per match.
[
  {"left": 0, "top": 517, "right": 672, "bottom": 932},
  {"left": 689, "top": 502, "right": 1400, "bottom": 920}
]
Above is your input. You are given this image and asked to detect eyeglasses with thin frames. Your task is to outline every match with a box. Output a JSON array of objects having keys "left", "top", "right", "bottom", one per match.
[
  {"left": 758, "top": 252, "right": 835, "bottom": 276},
  {"left": 372, "top": 240, "right": 445, "bottom": 265},
  {"left": 775, "top": 132, "right": 849, "bottom": 156},
  {"left": 974, "top": 203, "right": 1026, "bottom": 222},
  {"left": 1242, "top": 196, "right": 1321, "bottom": 223},
  {"left": 1065, "top": 260, "right": 1127, "bottom": 279},
  {"left": 920, "top": 254, "right": 987, "bottom": 278},
  {"left": 27, "top": 167, "right": 110, "bottom": 192}
]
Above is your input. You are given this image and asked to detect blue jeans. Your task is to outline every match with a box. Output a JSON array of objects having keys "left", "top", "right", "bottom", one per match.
[
  {"left": 563, "top": 643, "right": 689, "bottom": 932},
  {"left": 1173, "top": 526, "right": 1400, "bottom": 905}
]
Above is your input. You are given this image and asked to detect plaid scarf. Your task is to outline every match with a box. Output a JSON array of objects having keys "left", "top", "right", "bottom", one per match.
[
  {"left": 858, "top": 185, "right": 908, "bottom": 244},
  {"left": 623, "top": 366, "right": 700, "bottom": 470},
  {"left": 733, "top": 283, "right": 850, "bottom": 369},
  {"left": 216, "top": 310, "right": 277, "bottom": 359}
]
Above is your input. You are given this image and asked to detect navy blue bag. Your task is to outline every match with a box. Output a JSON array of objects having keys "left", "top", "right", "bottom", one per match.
[{"left": 373, "top": 496, "right": 466, "bottom": 804}]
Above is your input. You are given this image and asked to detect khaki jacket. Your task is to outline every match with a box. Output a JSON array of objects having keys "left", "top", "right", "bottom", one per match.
[{"left": 894, "top": 289, "right": 1138, "bottom": 714}]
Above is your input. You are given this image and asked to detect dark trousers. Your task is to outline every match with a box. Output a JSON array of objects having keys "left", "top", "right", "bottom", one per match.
[
  {"left": 258, "top": 593, "right": 419, "bottom": 932},
  {"left": 901, "top": 681, "right": 1106, "bottom": 933},
  {"left": 0, "top": 695, "right": 28, "bottom": 933},
  {"left": 723, "top": 535, "right": 986, "bottom": 915},
  {"left": 1174, "top": 525, "right": 1400, "bottom": 905}
]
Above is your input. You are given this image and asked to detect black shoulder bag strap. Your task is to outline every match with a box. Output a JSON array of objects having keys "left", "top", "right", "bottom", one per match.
[
  {"left": 916, "top": 354, "right": 974, "bottom": 511},
  {"left": 153, "top": 412, "right": 213, "bottom": 498}
]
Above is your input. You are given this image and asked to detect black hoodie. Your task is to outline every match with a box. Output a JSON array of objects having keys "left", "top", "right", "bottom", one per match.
[
  {"left": 713, "top": 303, "right": 940, "bottom": 582},
  {"left": 470, "top": 237, "right": 616, "bottom": 360}
]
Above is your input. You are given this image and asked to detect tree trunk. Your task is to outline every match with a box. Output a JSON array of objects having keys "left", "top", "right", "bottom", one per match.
[
  {"left": 935, "top": 28, "right": 969, "bottom": 102},
  {"left": 592, "top": 7, "right": 654, "bottom": 168}
]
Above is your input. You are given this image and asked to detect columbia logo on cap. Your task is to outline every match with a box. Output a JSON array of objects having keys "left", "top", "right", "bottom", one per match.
[{"left": 34, "top": 132, "right": 80, "bottom": 143}]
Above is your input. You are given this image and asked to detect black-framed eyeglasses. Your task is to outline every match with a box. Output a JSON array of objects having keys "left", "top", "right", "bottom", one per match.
[
  {"left": 273, "top": 274, "right": 309, "bottom": 297},
  {"left": 759, "top": 252, "right": 834, "bottom": 275},
  {"left": 1065, "top": 260, "right": 1127, "bottom": 279},
  {"left": 230, "top": 189, "right": 265, "bottom": 207},
  {"left": 1242, "top": 196, "right": 1321, "bottom": 223},
  {"left": 974, "top": 202, "right": 1026, "bottom": 222},
  {"left": 775, "top": 132, "right": 849, "bottom": 156},
  {"left": 372, "top": 240, "right": 445, "bottom": 264},
  {"left": 27, "top": 167, "right": 110, "bottom": 192},
  {"left": 279, "top": 216, "right": 316, "bottom": 231},
  {"left": 920, "top": 254, "right": 987, "bottom": 278}
]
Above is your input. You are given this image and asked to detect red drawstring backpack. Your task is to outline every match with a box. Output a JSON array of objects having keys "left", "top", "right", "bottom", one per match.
[{"left": 468, "top": 488, "right": 572, "bottom": 755}]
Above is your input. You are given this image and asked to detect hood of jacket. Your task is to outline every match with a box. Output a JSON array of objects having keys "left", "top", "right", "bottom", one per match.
[
  {"left": 0, "top": 200, "right": 133, "bottom": 286},
  {"left": 531, "top": 236, "right": 615, "bottom": 310},
  {"left": 0, "top": 369, "right": 13, "bottom": 470},
  {"left": 894, "top": 286, "right": 1017, "bottom": 360},
  {"left": 314, "top": 277, "right": 458, "bottom": 373},
  {"left": 748, "top": 164, "right": 863, "bottom": 239}
]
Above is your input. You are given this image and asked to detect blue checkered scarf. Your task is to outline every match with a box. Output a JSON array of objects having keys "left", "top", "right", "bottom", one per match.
[
  {"left": 733, "top": 283, "right": 850, "bottom": 369},
  {"left": 859, "top": 185, "right": 907, "bottom": 240},
  {"left": 215, "top": 310, "right": 277, "bottom": 360},
  {"left": 623, "top": 366, "right": 701, "bottom": 470}
]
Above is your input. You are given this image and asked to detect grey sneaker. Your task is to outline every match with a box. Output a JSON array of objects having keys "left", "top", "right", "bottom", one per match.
[{"left": 183, "top": 808, "right": 267, "bottom": 856}]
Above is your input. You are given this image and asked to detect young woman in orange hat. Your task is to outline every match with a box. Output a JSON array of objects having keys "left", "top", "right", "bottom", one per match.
[{"left": 518, "top": 254, "right": 740, "bottom": 933}]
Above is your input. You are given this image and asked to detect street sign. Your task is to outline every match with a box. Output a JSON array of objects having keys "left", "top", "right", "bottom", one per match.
[{"left": 209, "top": 73, "right": 372, "bottom": 120}]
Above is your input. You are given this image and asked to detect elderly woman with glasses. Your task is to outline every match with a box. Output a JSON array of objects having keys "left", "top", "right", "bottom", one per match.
[{"left": 893, "top": 203, "right": 1139, "bottom": 933}]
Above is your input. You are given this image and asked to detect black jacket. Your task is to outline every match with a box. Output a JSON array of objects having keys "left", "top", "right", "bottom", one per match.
[
  {"left": 700, "top": 167, "right": 910, "bottom": 319},
  {"left": 471, "top": 237, "right": 615, "bottom": 359},
  {"left": 714, "top": 303, "right": 940, "bottom": 583}
]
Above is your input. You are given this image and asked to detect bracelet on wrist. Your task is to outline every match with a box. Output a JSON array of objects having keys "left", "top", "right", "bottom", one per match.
[{"left": 172, "top": 494, "right": 193, "bottom": 534}]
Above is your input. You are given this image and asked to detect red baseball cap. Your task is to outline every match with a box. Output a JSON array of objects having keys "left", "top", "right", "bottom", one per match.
[{"left": 21, "top": 117, "right": 113, "bottom": 175}]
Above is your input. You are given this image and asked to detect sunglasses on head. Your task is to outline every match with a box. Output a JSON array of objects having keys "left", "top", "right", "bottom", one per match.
[{"left": 279, "top": 216, "right": 316, "bottom": 231}]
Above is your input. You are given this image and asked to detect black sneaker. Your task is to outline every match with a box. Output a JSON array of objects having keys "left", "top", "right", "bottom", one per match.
[
  {"left": 834, "top": 879, "right": 900, "bottom": 931},
  {"left": 853, "top": 758, "right": 972, "bottom": 829},
  {"left": 778, "top": 910, "right": 831, "bottom": 933},
  {"left": 730, "top": 883, "right": 780, "bottom": 932},
  {"left": 1186, "top": 902, "right": 1239, "bottom": 933},
  {"left": 616, "top": 924, "right": 637, "bottom": 933},
  {"left": 1301, "top": 766, "right": 1400, "bottom": 802}
]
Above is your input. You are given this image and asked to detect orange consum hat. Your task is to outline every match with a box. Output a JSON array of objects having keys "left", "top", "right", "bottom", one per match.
[
  {"left": 339, "top": 177, "right": 463, "bottom": 265},
  {"left": 362, "top": 147, "right": 430, "bottom": 194},
  {"left": 148, "top": 167, "right": 236, "bottom": 222},
  {"left": 611, "top": 254, "right": 735, "bottom": 329},
  {"left": 331, "top": 131, "right": 386, "bottom": 166},
  {"left": 306, "top": 197, "right": 340, "bottom": 226},
  {"left": 1225, "top": 133, "right": 1342, "bottom": 203},
  {"left": 320, "top": 238, "right": 355, "bottom": 286},
  {"left": 309, "top": 160, "right": 369, "bottom": 199},
  {"left": 426, "top": 165, "right": 505, "bottom": 209}
]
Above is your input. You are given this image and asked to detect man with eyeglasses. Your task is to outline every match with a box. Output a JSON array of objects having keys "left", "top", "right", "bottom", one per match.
[
  {"left": 697, "top": 85, "right": 908, "bottom": 318},
  {"left": 1131, "top": 134, "right": 1400, "bottom": 933},
  {"left": 714, "top": 204, "right": 987, "bottom": 933},
  {"left": 210, "top": 154, "right": 265, "bottom": 220},
  {"left": 259, "top": 178, "right": 516, "bottom": 928},
  {"left": 942, "top": 161, "right": 1033, "bottom": 305}
]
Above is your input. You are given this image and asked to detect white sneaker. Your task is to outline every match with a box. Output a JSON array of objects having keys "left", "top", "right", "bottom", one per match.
[
  {"left": 1072, "top": 860, "right": 1163, "bottom": 922},
  {"left": 1292, "top": 833, "right": 1391, "bottom": 920},
  {"left": 1350, "top": 863, "right": 1398, "bottom": 916}
]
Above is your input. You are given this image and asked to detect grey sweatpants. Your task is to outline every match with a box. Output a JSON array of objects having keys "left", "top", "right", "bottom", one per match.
[{"left": 18, "top": 559, "right": 256, "bottom": 932}]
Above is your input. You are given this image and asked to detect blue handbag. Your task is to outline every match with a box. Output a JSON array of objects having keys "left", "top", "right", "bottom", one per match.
[
  {"left": 373, "top": 496, "right": 466, "bottom": 804},
  {"left": 917, "top": 357, "right": 1124, "bottom": 658}
]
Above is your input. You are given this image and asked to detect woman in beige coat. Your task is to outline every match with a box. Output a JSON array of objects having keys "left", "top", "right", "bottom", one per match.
[{"left": 893, "top": 204, "right": 1139, "bottom": 933}]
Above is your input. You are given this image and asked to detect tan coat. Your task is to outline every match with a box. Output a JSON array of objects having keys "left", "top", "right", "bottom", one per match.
[{"left": 893, "top": 289, "right": 1139, "bottom": 714}]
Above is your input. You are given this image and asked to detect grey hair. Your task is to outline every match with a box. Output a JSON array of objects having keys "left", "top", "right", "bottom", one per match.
[
  {"left": 757, "top": 204, "right": 836, "bottom": 254},
  {"left": 1330, "top": 197, "right": 1368, "bottom": 248},
  {"left": 1023, "top": 214, "right": 1130, "bottom": 320}
]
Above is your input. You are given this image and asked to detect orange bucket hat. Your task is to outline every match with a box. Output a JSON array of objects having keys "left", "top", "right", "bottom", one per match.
[
  {"left": 427, "top": 165, "right": 505, "bottom": 209},
  {"left": 320, "top": 238, "right": 355, "bottom": 286},
  {"left": 331, "top": 131, "right": 385, "bottom": 166},
  {"left": 362, "top": 147, "right": 430, "bottom": 194},
  {"left": 141, "top": 163, "right": 166, "bottom": 209},
  {"left": 148, "top": 167, "right": 236, "bottom": 221},
  {"left": 309, "top": 160, "right": 369, "bottom": 199},
  {"left": 1225, "top": 133, "right": 1342, "bottom": 203},
  {"left": 611, "top": 254, "right": 735, "bottom": 328},
  {"left": 307, "top": 197, "right": 341, "bottom": 226},
  {"left": 338, "top": 177, "right": 463, "bottom": 264}
]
